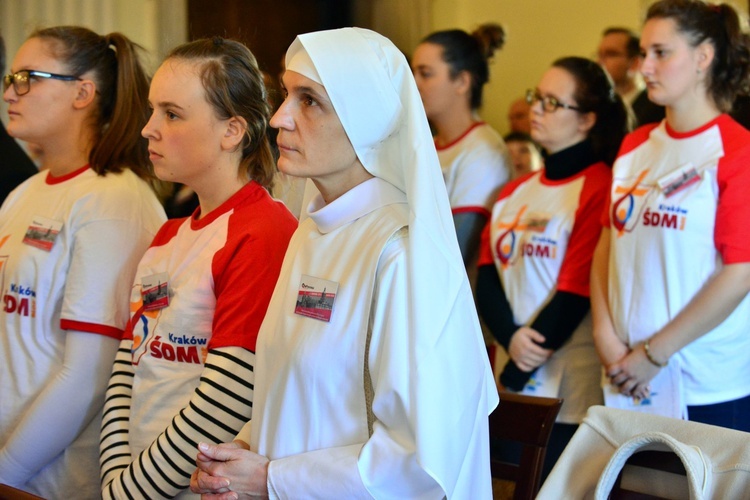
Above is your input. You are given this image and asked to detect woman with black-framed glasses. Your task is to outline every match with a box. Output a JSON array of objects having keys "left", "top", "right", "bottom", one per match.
[
  {"left": 3, "top": 69, "right": 82, "bottom": 95},
  {"left": 0, "top": 26, "right": 165, "bottom": 498},
  {"left": 476, "top": 56, "right": 629, "bottom": 479}
]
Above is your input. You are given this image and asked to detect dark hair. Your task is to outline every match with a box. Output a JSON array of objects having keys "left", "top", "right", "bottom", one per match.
[
  {"left": 646, "top": 0, "right": 750, "bottom": 112},
  {"left": 0, "top": 35, "right": 6, "bottom": 75},
  {"left": 603, "top": 27, "right": 641, "bottom": 58},
  {"left": 421, "top": 23, "right": 505, "bottom": 110},
  {"left": 32, "top": 26, "right": 152, "bottom": 179},
  {"left": 503, "top": 131, "right": 542, "bottom": 156},
  {"left": 504, "top": 131, "right": 536, "bottom": 145},
  {"left": 167, "top": 38, "right": 275, "bottom": 189},
  {"left": 552, "top": 56, "right": 630, "bottom": 166}
]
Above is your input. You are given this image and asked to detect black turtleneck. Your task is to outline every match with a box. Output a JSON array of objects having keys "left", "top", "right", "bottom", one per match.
[
  {"left": 543, "top": 138, "right": 599, "bottom": 181},
  {"left": 476, "top": 140, "right": 598, "bottom": 391}
]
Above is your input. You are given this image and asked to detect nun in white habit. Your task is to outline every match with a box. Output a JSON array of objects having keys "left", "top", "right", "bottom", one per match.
[{"left": 191, "top": 27, "right": 498, "bottom": 499}]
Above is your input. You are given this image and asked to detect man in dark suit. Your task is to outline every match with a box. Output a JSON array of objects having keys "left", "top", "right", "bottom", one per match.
[{"left": 597, "top": 27, "right": 665, "bottom": 128}]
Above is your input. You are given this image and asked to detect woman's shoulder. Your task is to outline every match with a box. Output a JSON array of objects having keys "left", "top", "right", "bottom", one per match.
[
  {"left": 229, "top": 182, "right": 299, "bottom": 235},
  {"left": 74, "top": 168, "right": 165, "bottom": 222},
  {"left": 618, "top": 122, "right": 662, "bottom": 158},
  {"left": 463, "top": 122, "right": 506, "bottom": 151}
]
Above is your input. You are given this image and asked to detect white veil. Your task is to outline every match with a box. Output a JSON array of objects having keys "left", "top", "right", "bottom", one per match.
[{"left": 286, "top": 28, "right": 498, "bottom": 498}]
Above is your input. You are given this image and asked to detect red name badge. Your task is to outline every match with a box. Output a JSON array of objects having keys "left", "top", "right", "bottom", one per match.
[
  {"left": 657, "top": 164, "right": 701, "bottom": 198},
  {"left": 141, "top": 272, "right": 170, "bottom": 311},
  {"left": 23, "top": 215, "right": 63, "bottom": 252},
  {"left": 295, "top": 274, "right": 338, "bottom": 322}
]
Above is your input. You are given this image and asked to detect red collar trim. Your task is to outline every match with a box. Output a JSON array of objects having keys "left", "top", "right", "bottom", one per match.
[
  {"left": 189, "top": 181, "right": 261, "bottom": 230},
  {"left": 664, "top": 114, "right": 725, "bottom": 139},
  {"left": 45, "top": 165, "right": 91, "bottom": 185},
  {"left": 435, "top": 122, "right": 485, "bottom": 151}
]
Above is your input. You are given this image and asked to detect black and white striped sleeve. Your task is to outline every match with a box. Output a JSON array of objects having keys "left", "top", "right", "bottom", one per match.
[
  {"left": 100, "top": 346, "right": 255, "bottom": 499},
  {"left": 100, "top": 339, "right": 135, "bottom": 488}
]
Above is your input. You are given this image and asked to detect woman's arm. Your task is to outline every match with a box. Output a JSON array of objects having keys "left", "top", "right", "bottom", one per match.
[
  {"left": 101, "top": 347, "right": 256, "bottom": 499},
  {"left": 453, "top": 212, "right": 488, "bottom": 266},
  {"left": 0, "top": 331, "right": 118, "bottom": 485},
  {"left": 607, "top": 261, "right": 750, "bottom": 395},
  {"left": 500, "top": 291, "right": 588, "bottom": 391},
  {"left": 590, "top": 228, "right": 630, "bottom": 368},
  {"left": 99, "top": 338, "right": 136, "bottom": 488},
  {"left": 475, "top": 264, "right": 520, "bottom": 350}
]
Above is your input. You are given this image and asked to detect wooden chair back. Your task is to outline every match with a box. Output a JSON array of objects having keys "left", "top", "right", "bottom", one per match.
[
  {"left": 0, "top": 484, "right": 46, "bottom": 500},
  {"left": 489, "top": 391, "right": 563, "bottom": 500}
]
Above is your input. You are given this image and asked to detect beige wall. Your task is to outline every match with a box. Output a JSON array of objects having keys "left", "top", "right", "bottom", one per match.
[
  {"left": 427, "top": 0, "right": 646, "bottom": 136},
  {"left": 0, "top": 0, "right": 186, "bottom": 125}
]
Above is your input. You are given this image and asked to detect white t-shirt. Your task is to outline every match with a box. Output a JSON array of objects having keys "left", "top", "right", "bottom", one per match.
[
  {"left": 99, "top": 181, "right": 296, "bottom": 499},
  {"left": 605, "top": 115, "right": 750, "bottom": 407},
  {"left": 480, "top": 162, "right": 610, "bottom": 422},
  {"left": 437, "top": 122, "right": 510, "bottom": 216},
  {"left": 0, "top": 166, "right": 165, "bottom": 498}
]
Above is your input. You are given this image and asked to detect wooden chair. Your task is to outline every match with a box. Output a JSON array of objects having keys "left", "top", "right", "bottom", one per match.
[
  {"left": 489, "top": 391, "right": 563, "bottom": 500},
  {"left": 609, "top": 450, "right": 687, "bottom": 500},
  {"left": 0, "top": 484, "right": 46, "bottom": 500}
]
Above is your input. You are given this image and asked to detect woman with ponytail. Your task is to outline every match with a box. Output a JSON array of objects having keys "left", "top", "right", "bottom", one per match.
[
  {"left": 412, "top": 24, "right": 511, "bottom": 269},
  {"left": 592, "top": 0, "right": 750, "bottom": 431},
  {"left": 476, "top": 56, "right": 628, "bottom": 477},
  {"left": 0, "top": 26, "right": 166, "bottom": 497},
  {"left": 98, "top": 38, "right": 296, "bottom": 499}
]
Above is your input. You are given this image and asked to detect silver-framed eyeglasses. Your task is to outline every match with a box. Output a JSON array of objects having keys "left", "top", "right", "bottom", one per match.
[
  {"left": 525, "top": 89, "right": 582, "bottom": 113},
  {"left": 3, "top": 69, "right": 82, "bottom": 96}
]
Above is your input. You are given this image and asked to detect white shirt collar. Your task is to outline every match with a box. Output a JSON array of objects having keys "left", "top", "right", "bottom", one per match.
[{"left": 307, "top": 177, "right": 406, "bottom": 234}]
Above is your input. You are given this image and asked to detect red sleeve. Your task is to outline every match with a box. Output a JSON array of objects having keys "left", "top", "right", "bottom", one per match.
[
  {"left": 599, "top": 181, "right": 613, "bottom": 229},
  {"left": 476, "top": 173, "right": 533, "bottom": 267},
  {"left": 601, "top": 124, "right": 657, "bottom": 228},
  {"left": 477, "top": 218, "right": 493, "bottom": 266},
  {"left": 715, "top": 119, "right": 750, "bottom": 263},
  {"left": 209, "top": 199, "right": 297, "bottom": 351},
  {"left": 557, "top": 163, "right": 612, "bottom": 296},
  {"left": 149, "top": 218, "right": 185, "bottom": 247}
]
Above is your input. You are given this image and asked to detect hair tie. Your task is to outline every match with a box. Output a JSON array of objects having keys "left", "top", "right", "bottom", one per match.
[
  {"left": 102, "top": 34, "right": 116, "bottom": 52},
  {"left": 708, "top": 3, "right": 721, "bottom": 13}
]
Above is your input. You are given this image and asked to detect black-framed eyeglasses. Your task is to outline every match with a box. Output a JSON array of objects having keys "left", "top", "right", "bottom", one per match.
[
  {"left": 3, "top": 70, "right": 82, "bottom": 96},
  {"left": 525, "top": 89, "right": 582, "bottom": 113}
]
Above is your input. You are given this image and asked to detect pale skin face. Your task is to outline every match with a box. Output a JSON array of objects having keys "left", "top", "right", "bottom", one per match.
[
  {"left": 597, "top": 32, "right": 639, "bottom": 90},
  {"left": 271, "top": 70, "right": 371, "bottom": 204},
  {"left": 529, "top": 66, "right": 595, "bottom": 155},
  {"left": 507, "top": 98, "right": 531, "bottom": 134},
  {"left": 411, "top": 42, "right": 471, "bottom": 125},
  {"left": 142, "top": 58, "right": 246, "bottom": 214},
  {"left": 3, "top": 37, "right": 97, "bottom": 174},
  {"left": 640, "top": 17, "right": 714, "bottom": 112},
  {"left": 506, "top": 139, "right": 542, "bottom": 179}
]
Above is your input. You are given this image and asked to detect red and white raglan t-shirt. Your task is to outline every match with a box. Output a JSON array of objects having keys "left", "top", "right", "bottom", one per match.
[
  {"left": 99, "top": 181, "right": 297, "bottom": 499},
  {"left": 479, "top": 163, "right": 610, "bottom": 422},
  {"left": 437, "top": 122, "right": 510, "bottom": 217},
  {"left": 605, "top": 115, "right": 750, "bottom": 407},
  {"left": 0, "top": 166, "right": 166, "bottom": 498}
]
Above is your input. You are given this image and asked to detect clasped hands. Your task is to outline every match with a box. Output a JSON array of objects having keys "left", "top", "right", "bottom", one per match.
[
  {"left": 190, "top": 440, "right": 270, "bottom": 499},
  {"left": 604, "top": 339, "right": 662, "bottom": 400}
]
